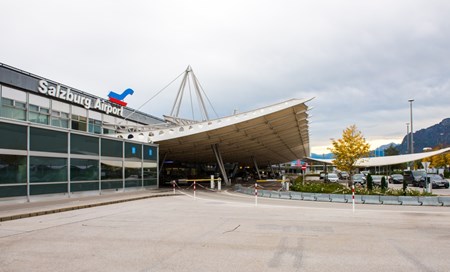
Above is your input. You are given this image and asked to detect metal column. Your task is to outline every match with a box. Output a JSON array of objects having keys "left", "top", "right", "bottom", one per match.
[
  {"left": 252, "top": 156, "right": 262, "bottom": 180},
  {"left": 211, "top": 144, "right": 229, "bottom": 185}
]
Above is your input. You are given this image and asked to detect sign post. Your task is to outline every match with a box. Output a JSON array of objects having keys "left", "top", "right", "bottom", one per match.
[
  {"left": 421, "top": 161, "right": 431, "bottom": 193},
  {"left": 302, "top": 163, "right": 307, "bottom": 185}
]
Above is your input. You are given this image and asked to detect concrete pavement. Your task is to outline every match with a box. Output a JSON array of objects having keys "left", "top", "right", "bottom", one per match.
[{"left": 1, "top": 189, "right": 450, "bottom": 271}]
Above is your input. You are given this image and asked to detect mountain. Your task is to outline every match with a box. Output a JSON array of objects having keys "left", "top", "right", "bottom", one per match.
[
  {"left": 397, "top": 118, "right": 450, "bottom": 154},
  {"left": 377, "top": 142, "right": 398, "bottom": 150}
]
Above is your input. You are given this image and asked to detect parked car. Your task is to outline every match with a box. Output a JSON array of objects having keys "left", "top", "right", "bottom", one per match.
[
  {"left": 319, "top": 172, "right": 326, "bottom": 180},
  {"left": 338, "top": 171, "right": 349, "bottom": 180},
  {"left": 371, "top": 175, "right": 387, "bottom": 186},
  {"left": 389, "top": 174, "right": 404, "bottom": 184},
  {"left": 403, "top": 170, "right": 426, "bottom": 186},
  {"left": 325, "top": 173, "right": 339, "bottom": 183},
  {"left": 352, "top": 174, "right": 365, "bottom": 186},
  {"left": 418, "top": 174, "right": 450, "bottom": 189}
]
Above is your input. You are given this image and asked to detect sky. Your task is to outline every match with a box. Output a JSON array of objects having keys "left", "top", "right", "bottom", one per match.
[{"left": 1, "top": 0, "right": 450, "bottom": 155}]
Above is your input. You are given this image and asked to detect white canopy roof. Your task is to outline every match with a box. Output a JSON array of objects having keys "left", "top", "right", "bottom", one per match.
[
  {"left": 114, "top": 98, "right": 312, "bottom": 165},
  {"left": 307, "top": 147, "right": 450, "bottom": 167}
]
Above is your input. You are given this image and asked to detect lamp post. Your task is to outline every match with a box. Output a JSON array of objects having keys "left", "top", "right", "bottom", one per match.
[
  {"left": 406, "top": 123, "right": 409, "bottom": 154},
  {"left": 408, "top": 99, "right": 414, "bottom": 154}
]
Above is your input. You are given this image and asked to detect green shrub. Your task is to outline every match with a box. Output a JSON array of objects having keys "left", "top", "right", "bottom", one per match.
[{"left": 291, "top": 177, "right": 434, "bottom": 196}]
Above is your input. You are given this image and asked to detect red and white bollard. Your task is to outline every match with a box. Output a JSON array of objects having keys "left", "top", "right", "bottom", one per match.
[
  {"left": 352, "top": 185, "right": 355, "bottom": 213},
  {"left": 194, "top": 181, "right": 196, "bottom": 200},
  {"left": 255, "top": 182, "right": 258, "bottom": 207}
]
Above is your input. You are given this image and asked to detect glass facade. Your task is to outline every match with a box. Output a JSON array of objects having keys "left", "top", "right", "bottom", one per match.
[
  {"left": 0, "top": 76, "right": 160, "bottom": 200},
  {"left": 0, "top": 120, "right": 158, "bottom": 199}
]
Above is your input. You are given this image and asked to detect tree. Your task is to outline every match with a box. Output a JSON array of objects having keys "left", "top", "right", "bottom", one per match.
[
  {"left": 381, "top": 176, "right": 387, "bottom": 192},
  {"left": 328, "top": 125, "right": 370, "bottom": 186},
  {"left": 367, "top": 173, "right": 373, "bottom": 191},
  {"left": 384, "top": 144, "right": 399, "bottom": 156}
]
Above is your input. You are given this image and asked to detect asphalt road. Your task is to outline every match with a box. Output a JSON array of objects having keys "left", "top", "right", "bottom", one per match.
[{"left": 1, "top": 189, "right": 449, "bottom": 272}]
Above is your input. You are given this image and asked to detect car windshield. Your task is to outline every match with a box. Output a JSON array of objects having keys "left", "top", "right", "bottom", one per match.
[
  {"left": 372, "top": 175, "right": 383, "bottom": 180},
  {"left": 392, "top": 174, "right": 402, "bottom": 178},
  {"left": 412, "top": 170, "right": 426, "bottom": 177},
  {"left": 353, "top": 174, "right": 364, "bottom": 179},
  {"left": 429, "top": 174, "right": 443, "bottom": 180},
  {"left": 328, "top": 174, "right": 338, "bottom": 178}
]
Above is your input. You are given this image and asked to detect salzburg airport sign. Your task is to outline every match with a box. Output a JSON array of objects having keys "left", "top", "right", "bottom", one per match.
[{"left": 38, "top": 80, "right": 132, "bottom": 116}]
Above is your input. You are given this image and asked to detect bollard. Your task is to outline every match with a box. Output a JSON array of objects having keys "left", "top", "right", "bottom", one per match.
[
  {"left": 218, "top": 178, "right": 222, "bottom": 191},
  {"left": 194, "top": 181, "right": 196, "bottom": 200},
  {"left": 210, "top": 175, "right": 215, "bottom": 189},
  {"left": 352, "top": 185, "right": 355, "bottom": 213},
  {"left": 255, "top": 182, "right": 258, "bottom": 207},
  {"left": 172, "top": 180, "right": 176, "bottom": 194},
  {"left": 283, "top": 176, "right": 289, "bottom": 191}
]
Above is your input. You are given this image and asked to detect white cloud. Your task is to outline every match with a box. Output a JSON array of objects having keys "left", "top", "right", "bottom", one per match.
[{"left": 1, "top": 0, "right": 450, "bottom": 154}]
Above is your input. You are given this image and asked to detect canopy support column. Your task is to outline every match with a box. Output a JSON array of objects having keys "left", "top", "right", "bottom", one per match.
[
  {"left": 268, "top": 161, "right": 275, "bottom": 178},
  {"left": 212, "top": 144, "right": 230, "bottom": 185},
  {"left": 158, "top": 152, "right": 168, "bottom": 177},
  {"left": 252, "top": 156, "right": 262, "bottom": 180}
]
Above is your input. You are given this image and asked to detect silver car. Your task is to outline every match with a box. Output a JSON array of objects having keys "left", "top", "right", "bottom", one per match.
[{"left": 325, "top": 173, "right": 339, "bottom": 183}]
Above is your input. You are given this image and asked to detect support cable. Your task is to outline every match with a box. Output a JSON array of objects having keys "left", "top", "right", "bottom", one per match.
[{"left": 119, "top": 69, "right": 186, "bottom": 124}]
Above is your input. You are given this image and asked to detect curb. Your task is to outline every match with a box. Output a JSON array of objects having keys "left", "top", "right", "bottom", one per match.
[{"left": 0, "top": 193, "right": 179, "bottom": 222}]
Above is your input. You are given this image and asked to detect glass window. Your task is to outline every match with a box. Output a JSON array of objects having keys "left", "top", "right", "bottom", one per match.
[
  {"left": 71, "top": 134, "right": 99, "bottom": 155},
  {"left": 30, "top": 127, "right": 68, "bottom": 153},
  {"left": 71, "top": 114, "right": 87, "bottom": 131},
  {"left": 51, "top": 110, "right": 69, "bottom": 128},
  {"left": 144, "top": 145, "right": 157, "bottom": 161},
  {"left": 101, "top": 138, "right": 123, "bottom": 157},
  {"left": 71, "top": 182, "right": 99, "bottom": 192},
  {"left": 88, "top": 119, "right": 102, "bottom": 134},
  {"left": 143, "top": 162, "right": 158, "bottom": 187},
  {"left": 125, "top": 160, "right": 142, "bottom": 188},
  {"left": 0, "top": 122, "right": 27, "bottom": 150},
  {"left": 0, "top": 185, "right": 27, "bottom": 198},
  {"left": 1, "top": 97, "right": 26, "bottom": 121},
  {"left": 30, "top": 156, "right": 68, "bottom": 183},
  {"left": 71, "top": 159, "right": 99, "bottom": 181},
  {"left": 30, "top": 183, "right": 68, "bottom": 195},
  {"left": 29, "top": 104, "right": 50, "bottom": 125},
  {"left": 125, "top": 142, "right": 142, "bottom": 159},
  {"left": 101, "top": 160, "right": 122, "bottom": 181},
  {"left": 0, "top": 155, "right": 27, "bottom": 184}
]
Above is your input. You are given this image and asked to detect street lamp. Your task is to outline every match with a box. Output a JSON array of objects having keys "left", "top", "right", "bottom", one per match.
[
  {"left": 406, "top": 123, "right": 409, "bottom": 153},
  {"left": 408, "top": 99, "right": 414, "bottom": 154}
]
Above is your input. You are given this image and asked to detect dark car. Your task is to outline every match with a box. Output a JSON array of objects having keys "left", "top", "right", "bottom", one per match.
[
  {"left": 419, "top": 174, "right": 450, "bottom": 189},
  {"left": 403, "top": 170, "right": 426, "bottom": 187},
  {"left": 389, "top": 174, "right": 404, "bottom": 184}
]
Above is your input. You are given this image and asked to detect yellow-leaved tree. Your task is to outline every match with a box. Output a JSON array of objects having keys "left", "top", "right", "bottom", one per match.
[{"left": 328, "top": 125, "right": 370, "bottom": 186}]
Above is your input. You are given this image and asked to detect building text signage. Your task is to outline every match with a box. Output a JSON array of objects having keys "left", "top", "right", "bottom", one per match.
[{"left": 38, "top": 80, "right": 123, "bottom": 116}]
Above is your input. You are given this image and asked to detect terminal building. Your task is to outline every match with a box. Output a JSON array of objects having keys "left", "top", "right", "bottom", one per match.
[
  {"left": 0, "top": 63, "right": 312, "bottom": 200},
  {"left": 0, "top": 63, "right": 160, "bottom": 200}
]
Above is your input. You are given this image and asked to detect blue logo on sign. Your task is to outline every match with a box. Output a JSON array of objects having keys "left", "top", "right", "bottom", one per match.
[
  {"left": 132, "top": 147, "right": 136, "bottom": 154},
  {"left": 149, "top": 149, "right": 153, "bottom": 156}
]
